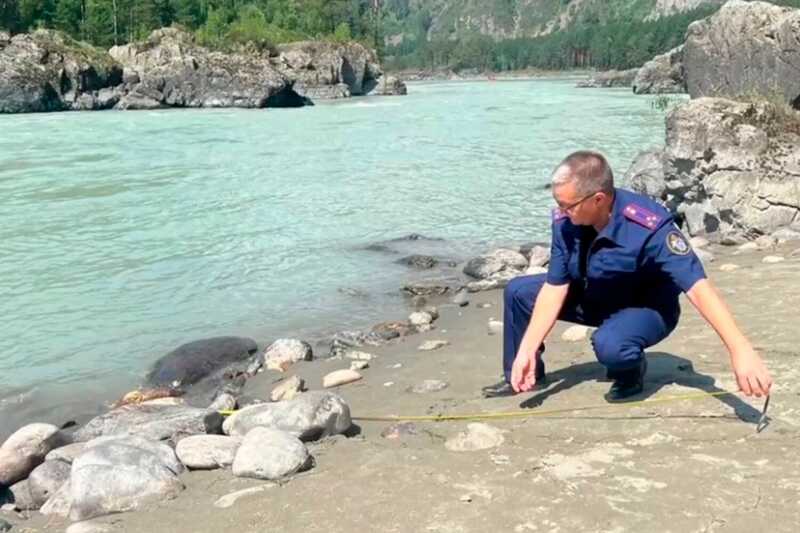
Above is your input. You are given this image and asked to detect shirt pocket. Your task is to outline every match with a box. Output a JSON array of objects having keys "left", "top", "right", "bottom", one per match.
[{"left": 590, "top": 250, "right": 638, "bottom": 279}]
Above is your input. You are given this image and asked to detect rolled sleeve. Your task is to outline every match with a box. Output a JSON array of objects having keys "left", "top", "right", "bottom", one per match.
[
  {"left": 645, "top": 223, "right": 707, "bottom": 292},
  {"left": 546, "top": 222, "right": 571, "bottom": 286}
]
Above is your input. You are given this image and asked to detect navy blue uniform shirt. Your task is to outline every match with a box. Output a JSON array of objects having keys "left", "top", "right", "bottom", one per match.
[{"left": 546, "top": 188, "right": 706, "bottom": 322}]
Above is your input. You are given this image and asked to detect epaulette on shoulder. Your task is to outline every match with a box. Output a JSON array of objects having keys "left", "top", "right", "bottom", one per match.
[
  {"left": 623, "top": 203, "right": 662, "bottom": 230},
  {"left": 552, "top": 208, "right": 568, "bottom": 223}
]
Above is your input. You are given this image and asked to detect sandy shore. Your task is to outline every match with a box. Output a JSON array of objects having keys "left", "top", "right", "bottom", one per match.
[{"left": 7, "top": 241, "right": 800, "bottom": 532}]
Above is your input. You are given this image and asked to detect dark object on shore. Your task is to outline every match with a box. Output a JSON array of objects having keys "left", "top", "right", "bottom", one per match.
[{"left": 146, "top": 336, "right": 258, "bottom": 388}]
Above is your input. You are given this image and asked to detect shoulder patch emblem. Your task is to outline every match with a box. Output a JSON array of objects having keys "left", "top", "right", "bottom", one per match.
[
  {"left": 666, "top": 231, "right": 691, "bottom": 255},
  {"left": 623, "top": 203, "right": 661, "bottom": 230},
  {"left": 552, "top": 208, "right": 568, "bottom": 222}
]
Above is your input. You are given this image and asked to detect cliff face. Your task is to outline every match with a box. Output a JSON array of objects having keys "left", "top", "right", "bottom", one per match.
[{"left": 385, "top": 0, "right": 724, "bottom": 42}]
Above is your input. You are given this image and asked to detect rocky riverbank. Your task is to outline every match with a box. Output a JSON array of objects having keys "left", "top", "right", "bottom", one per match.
[
  {"left": 1, "top": 235, "right": 799, "bottom": 532},
  {"left": 0, "top": 28, "right": 406, "bottom": 114}
]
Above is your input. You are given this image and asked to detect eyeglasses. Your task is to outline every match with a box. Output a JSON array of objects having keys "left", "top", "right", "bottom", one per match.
[{"left": 556, "top": 192, "right": 598, "bottom": 214}]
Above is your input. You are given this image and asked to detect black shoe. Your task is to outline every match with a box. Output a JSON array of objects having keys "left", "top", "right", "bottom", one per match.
[
  {"left": 482, "top": 360, "right": 546, "bottom": 397},
  {"left": 604, "top": 359, "right": 647, "bottom": 403}
]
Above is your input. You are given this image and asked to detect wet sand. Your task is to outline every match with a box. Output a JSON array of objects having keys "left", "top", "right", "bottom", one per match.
[{"left": 9, "top": 242, "right": 800, "bottom": 532}]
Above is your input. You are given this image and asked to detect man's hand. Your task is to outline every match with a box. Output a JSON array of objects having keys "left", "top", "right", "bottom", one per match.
[
  {"left": 511, "top": 352, "right": 539, "bottom": 393},
  {"left": 730, "top": 345, "right": 773, "bottom": 397}
]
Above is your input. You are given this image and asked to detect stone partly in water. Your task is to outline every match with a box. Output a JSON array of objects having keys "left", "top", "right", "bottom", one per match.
[
  {"left": 145, "top": 336, "right": 258, "bottom": 388},
  {"left": 408, "top": 311, "right": 434, "bottom": 327},
  {"left": 463, "top": 249, "right": 528, "bottom": 280},
  {"left": 0, "top": 423, "right": 69, "bottom": 487},
  {"left": 222, "top": 391, "right": 352, "bottom": 441},
  {"left": 683, "top": 1, "right": 800, "bottom": 107},
  {"left": 633, "top": 45, "right": 686, "bottom": 95},
  {"left": 0, "top": 30, "right": 123, "bottom": 113},
  {"left": 396, "top": 254, "right": 438, "bottom": 269},
  {"left": 68, "top": 436, "right": 185, "bottom": 521},
  {"left": 576, "top": 68, "right": 638, "bottom": 88},
  {"left": 232, "top": 427, "right": 311, "bottom": 481},
  {"left": 110, "top": 28, "right": 301, "bottom": 110},
  {"left": 175, "top": 435, "right": 241, "bottom": 470},
  {"left": 73, "top": 403, "right": 223, "bottom": 442}
]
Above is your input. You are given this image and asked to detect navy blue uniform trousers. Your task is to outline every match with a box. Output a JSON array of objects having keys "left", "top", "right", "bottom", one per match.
[{"left": 503, "top": 274, "right": 678, "bottom": 382}]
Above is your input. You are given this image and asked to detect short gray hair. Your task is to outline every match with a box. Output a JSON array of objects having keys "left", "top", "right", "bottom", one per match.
[{"left": 551, "top": 150, "right": 614, "bottom": 196}]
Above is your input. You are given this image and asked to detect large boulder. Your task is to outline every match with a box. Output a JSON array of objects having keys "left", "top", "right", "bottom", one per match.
[
  {"left": 576, "top": 68, "right": 638, "bottom": 88},
  {"left": 73, "top": 403, "right": 223, "bottom": 442},
  {"left": 276, "top": 40, "right": 387, "bottom": 99},
  {"left": 623, "top": 147, "right": 667, "bottom": 201},
  {"left": 367, "top": 75, "right": 408, "bottom": 96},
  {"left": 145, "top": 336, "right": 258, "bottom": 388},
  {"left": 109, "top": 28, "right": 304, "bottom": 109},
  {"left": 231, "top": 427, "right": 310, "bottom": 480},
  {"left": 222, "top": 391, "right": 351, "bottom": 441},
  {"left": 68, "top": 436, "right": 184, "bottom": 521},
  {"left": 633, "top": 45, "right": 686, "bottom": 94},
  {"left": 661, "top": 97, "right": 800, "bottom": 241},
  {"left": 684, "top": 1, "right": 800, "bottom": 108},
  {"left": 0, "top": 30, "right": 122, "bottom": 113},
  {"left": 0, "top": 423, "right": 69, "bottom": 486}
]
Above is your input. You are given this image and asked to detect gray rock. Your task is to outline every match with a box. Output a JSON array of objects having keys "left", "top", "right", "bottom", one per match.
[
  {"left": 232, "top": 428, "right": 311, "bottom": 480},
  {"left": 322, "top": 369, "right": 362, "bottom": 388},
  {"left": 772, "top": 228, "right": 800, "bottom": 242},
  {"left": 69, "top": 437, "right": 184, "bottom": 521},
  {"left": 208, "top": 393, "right": 237, "bottom": 412},
  {"left": 576, "top": 68, "right": 638, "bottom": 88},
  {"left": 633, "top": 45, "right": 686, "bottom": 94},
  {"left": 401, "top": 283, "right": 451, "bottom": 297},
  {"left": 624, "top": 148, "right": 666, "bottom": 200},
  {"left": 463, "top": 249, "right": 527, "bottom": 280},
  {"left": 39, "top": 479, "right": 71, "bottom": 517},
  {"left": 367, "top": 75, "right": 408, "bottom": 96},
  {"left": 662, "top": 97, "right": 800, "bottom": 241},
  {"left": 175, "top": 435, "right": 241, "bottom": 470},
  {"left": 684, "top": 1, "right": 800, "bottom": 107},
  {"left": 408, "top": 311, "right": 434, "bottom": 327},
  {"left": 222, "top": 391, "right": 351, "bottom": 441},
  {"left": 8, "top": 479, "right": 36, "bottom": 510},
  {"left": 452, "top": 289, "right": 470, "bottom": 307},
  {"left": 0, "top": 423, "right": 69, "bottom": 486},
  {"left": 0, "top": 518, "right": 10, "bottom": 532},
  {"left": 27, "top": 460, "right": 70, "bottom": 508},
  {"left": 146, "top": 336, "right": 258, "bottom": 388},
  {"left": 270, "top": 376, "right": 305, "bottom": 402},
  {"left": 73, "top": 403, "right": 223, "bottom": 442},
  {"left": 397, "top": 254, "right": 438, "bottom": 269},
  {"left": 418, "top": 340, "right": 449, "bottom": 351},
  {"left": 264, "top": 338, "right": 313, "bottom": 372},
  {"left": 110, "top": 28, "right": 303, "bottom": 110},
  {"left": 45, "top": 442, "right": 87, "bottom": 464},
  {"left": 276, "top": 41, "right": 382, "bottom": 98},
  {"left": 0, "top": 30, "right": 122, "bottom": 113},
  {"left": 526, "top": 246, "right": 551, "bottom": 268}
]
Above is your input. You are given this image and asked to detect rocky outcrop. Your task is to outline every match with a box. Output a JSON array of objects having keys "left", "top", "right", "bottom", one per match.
[
  {"left": 628, "top": 97, "right": 800, "bottom": 242},
  {"left": 109, "top": 28, "right": 304, "bottom": 109},
  {"left": 275, "top": 40, "right": 405, "bottom": 99},
  {"left": 576, "top": 69, "right": 638, "bottom": 89},
  {"left": 0, "top": 30, "right": 122, "bottom": 113},
  {"left": 624, "top": 148, "right": 667, "bottom": 200},
  {"left": 684, "top": 1, "right": 800, "bottom": 108},
  {"left": 633, "top": 45, "right": 686, "bottom": 94}
]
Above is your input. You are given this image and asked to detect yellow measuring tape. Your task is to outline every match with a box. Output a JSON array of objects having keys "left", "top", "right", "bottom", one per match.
[{"left": 220, "top": 390, "right": 770, "bottom": 431}]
